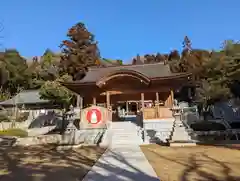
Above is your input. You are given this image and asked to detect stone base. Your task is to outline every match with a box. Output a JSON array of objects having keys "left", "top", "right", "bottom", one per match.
[{"left": 169, "top": 141, "right": 196, "bottom": 147}]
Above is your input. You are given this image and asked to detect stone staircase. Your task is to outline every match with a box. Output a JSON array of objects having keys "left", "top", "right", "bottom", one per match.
[{"left": 110, "top": 121, "right": 143, "bottom": 147}]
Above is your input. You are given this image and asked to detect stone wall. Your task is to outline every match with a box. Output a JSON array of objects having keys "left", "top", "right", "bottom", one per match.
[
  {"left": 15, "top": 134, "right": 61, "bottom": 146},
  {"left": 143, "top": 118, "right": 174, "bottom": 143},
  {"left": 14, "top": 128, "right": 106, "bottom": 146},
  {"left": 0, "top": 121, "right": 29, "bottom": 131}
]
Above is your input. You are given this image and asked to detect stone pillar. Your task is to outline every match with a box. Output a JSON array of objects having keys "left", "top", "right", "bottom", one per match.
[{"left": 126, "top": 101, "right": 129, "bottom": 115}]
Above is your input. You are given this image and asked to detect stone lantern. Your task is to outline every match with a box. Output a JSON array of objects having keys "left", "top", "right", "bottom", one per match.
[
  {"left": 169, "top": 103, "right": 196, "bottom": 146},
  {"left": 63, "top": 105, "right": 79, "bottom": 145}
]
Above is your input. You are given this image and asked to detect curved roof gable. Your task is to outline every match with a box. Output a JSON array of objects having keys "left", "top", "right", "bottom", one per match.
[
  {"left": 78, "top": 62, "right": 183, "bottom": 83},
  {"left": 96, "top": 69, "right": 151, "bottom": 87}
]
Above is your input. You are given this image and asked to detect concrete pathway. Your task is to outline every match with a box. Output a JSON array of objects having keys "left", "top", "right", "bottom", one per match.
[{"left": 82, "top": 145, "right": 159, "bottom": 181}]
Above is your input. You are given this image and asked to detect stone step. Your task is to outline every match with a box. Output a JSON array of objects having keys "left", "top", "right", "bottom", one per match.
[
  {"left": 111, "top": 126, "right": 136, "bottom": 129},
  {"left": 111, "top": 129, "right": 137, "bottom": 132},
  {"left": 169, "top": 142, "right": 197, "bottom": 147},
  {"left": 112, "top": 138, "right": 140, "bottom": 141},
  {"left": 112, "top": 136, "right": 140, "bottom": 139},
  {"left": 111, "top": 122, "right": 135, "bottom": 125},
  {"left": 112, "top": 132, "right": 138, "bottom": 135},
  {"left": 111, "top": 125, "right": 137, "bottom": 128},
  {"left": 112, "top": 136, "right": 139, "bottom": 139},
  {"left": 112, "top": 141, "right": 142, "bottom": 145},
  {"left": 111, "top": 124, "right": 137, "bottom": 126},
  {"left": 109, "top": 122, "right": 142, "bottom": 145},
  {"left": 111, "top": 132, "right": 138, "bottom": 135},
  {"left": 113, "top": 140, "right": 142, "bottom": 143},
  {"left": 112, "top": 131, "right": 137, "bottom": 136}
]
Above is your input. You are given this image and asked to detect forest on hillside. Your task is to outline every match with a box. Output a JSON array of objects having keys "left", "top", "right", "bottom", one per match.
[{"left": 0, "top": 22, "right": 240, "bottom": 108}]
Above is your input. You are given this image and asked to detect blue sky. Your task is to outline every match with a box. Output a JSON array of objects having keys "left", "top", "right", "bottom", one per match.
[{"left": 0, "top": 0, "right": 239, "bottom": 62}]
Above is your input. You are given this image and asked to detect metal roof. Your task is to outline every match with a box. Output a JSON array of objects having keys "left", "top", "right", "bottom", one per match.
[{"left": 0, "top": 90, "right": 49, "bottom": 106}]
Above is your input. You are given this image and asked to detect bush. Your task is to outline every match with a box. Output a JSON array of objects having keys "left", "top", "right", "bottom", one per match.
[
  {"left": 0, "top": 128, "right": 28, "bottom": 137},
  {"left": 230, "top": 122, "right": 240, "bottom": 129},
  {"left": 190, "top": 121, "right": 226, "bottom": 131}
]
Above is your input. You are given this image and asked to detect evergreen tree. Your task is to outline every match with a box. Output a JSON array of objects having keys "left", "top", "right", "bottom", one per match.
[
  {"left": 1, "top": 49, "right": 28, "bottom": 93},
  {"left": 59, "top": 22, "right": 100, "bottom": 80}
]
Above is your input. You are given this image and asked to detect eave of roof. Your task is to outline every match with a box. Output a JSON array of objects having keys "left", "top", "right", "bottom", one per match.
[
  {"left": 61, "top": 72, "right": 192, "bottom": 87},
  {"left": 0, "top": 90, "right": 49, "bottom": 106}
]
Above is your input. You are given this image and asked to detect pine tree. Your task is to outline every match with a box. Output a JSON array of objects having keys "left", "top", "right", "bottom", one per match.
[{"left": 59, "top": 22, "right": 100, "bottom": 80}]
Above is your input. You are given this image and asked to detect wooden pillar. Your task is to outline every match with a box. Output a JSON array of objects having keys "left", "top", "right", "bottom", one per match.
[
  {"left": 188, "top": 87, "right": 191, "bottom": 100},
  {"left": 164, "top": 95, "right": 168, "bottom": 107},
  {"left": 155, "top": 92, "right": 159, "bottom": 103},
  {"left": 155, "top": 92, "right": 160, "bottom": 118},
  {"left": 93, "top": 97, "right": 96, "bottom": 105},
  {"left": 165, "top": 91, "right": 173, "bottom": 108},
  {"left": 106, "top": 91, "right": 110, "bottom": 108},
  {"left": 106, "top": 91, "right": 112, "bottom": 121},
  {"left": 141, "top": 93, "right": 145, "bottom": 110},
  {"left": 171, "top": 90, "right": 174, "bottom": 106}
]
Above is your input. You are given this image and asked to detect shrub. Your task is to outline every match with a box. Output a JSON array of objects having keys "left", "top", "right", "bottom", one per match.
[
  {"left": 190, "top": 121, "right": 226, "bottom": 131},
  {"left": 230, "top": 122, "right": 240, "bottom": 129},
  {"left": 0, "top": 128, "right": 28, "bottom": 137}
]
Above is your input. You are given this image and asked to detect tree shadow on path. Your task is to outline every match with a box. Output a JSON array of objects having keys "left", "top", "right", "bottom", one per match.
[{"left": 1, "top": 145, "right": 159, "bottom": 181}]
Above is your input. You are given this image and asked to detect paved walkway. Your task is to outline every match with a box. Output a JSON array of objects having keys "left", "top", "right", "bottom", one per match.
[{"left": 82, "top": 145, "right": 159, "bottom": 181}]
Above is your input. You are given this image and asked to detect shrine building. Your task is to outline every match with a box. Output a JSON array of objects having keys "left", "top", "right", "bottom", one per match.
[
  {"left": 62, "top": 62, "right": 191, "bottom": 121},
  {"left": 62, "top": 62, "right": 193, "bottom": 144}
]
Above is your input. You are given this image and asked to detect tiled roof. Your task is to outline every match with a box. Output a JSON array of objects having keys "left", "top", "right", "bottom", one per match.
[
  {"left": 77, "top": 62, "right": 187, "bottom": 83},
  {"left": 0, "top": 90, "right": 49, "bottom": 106}
]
